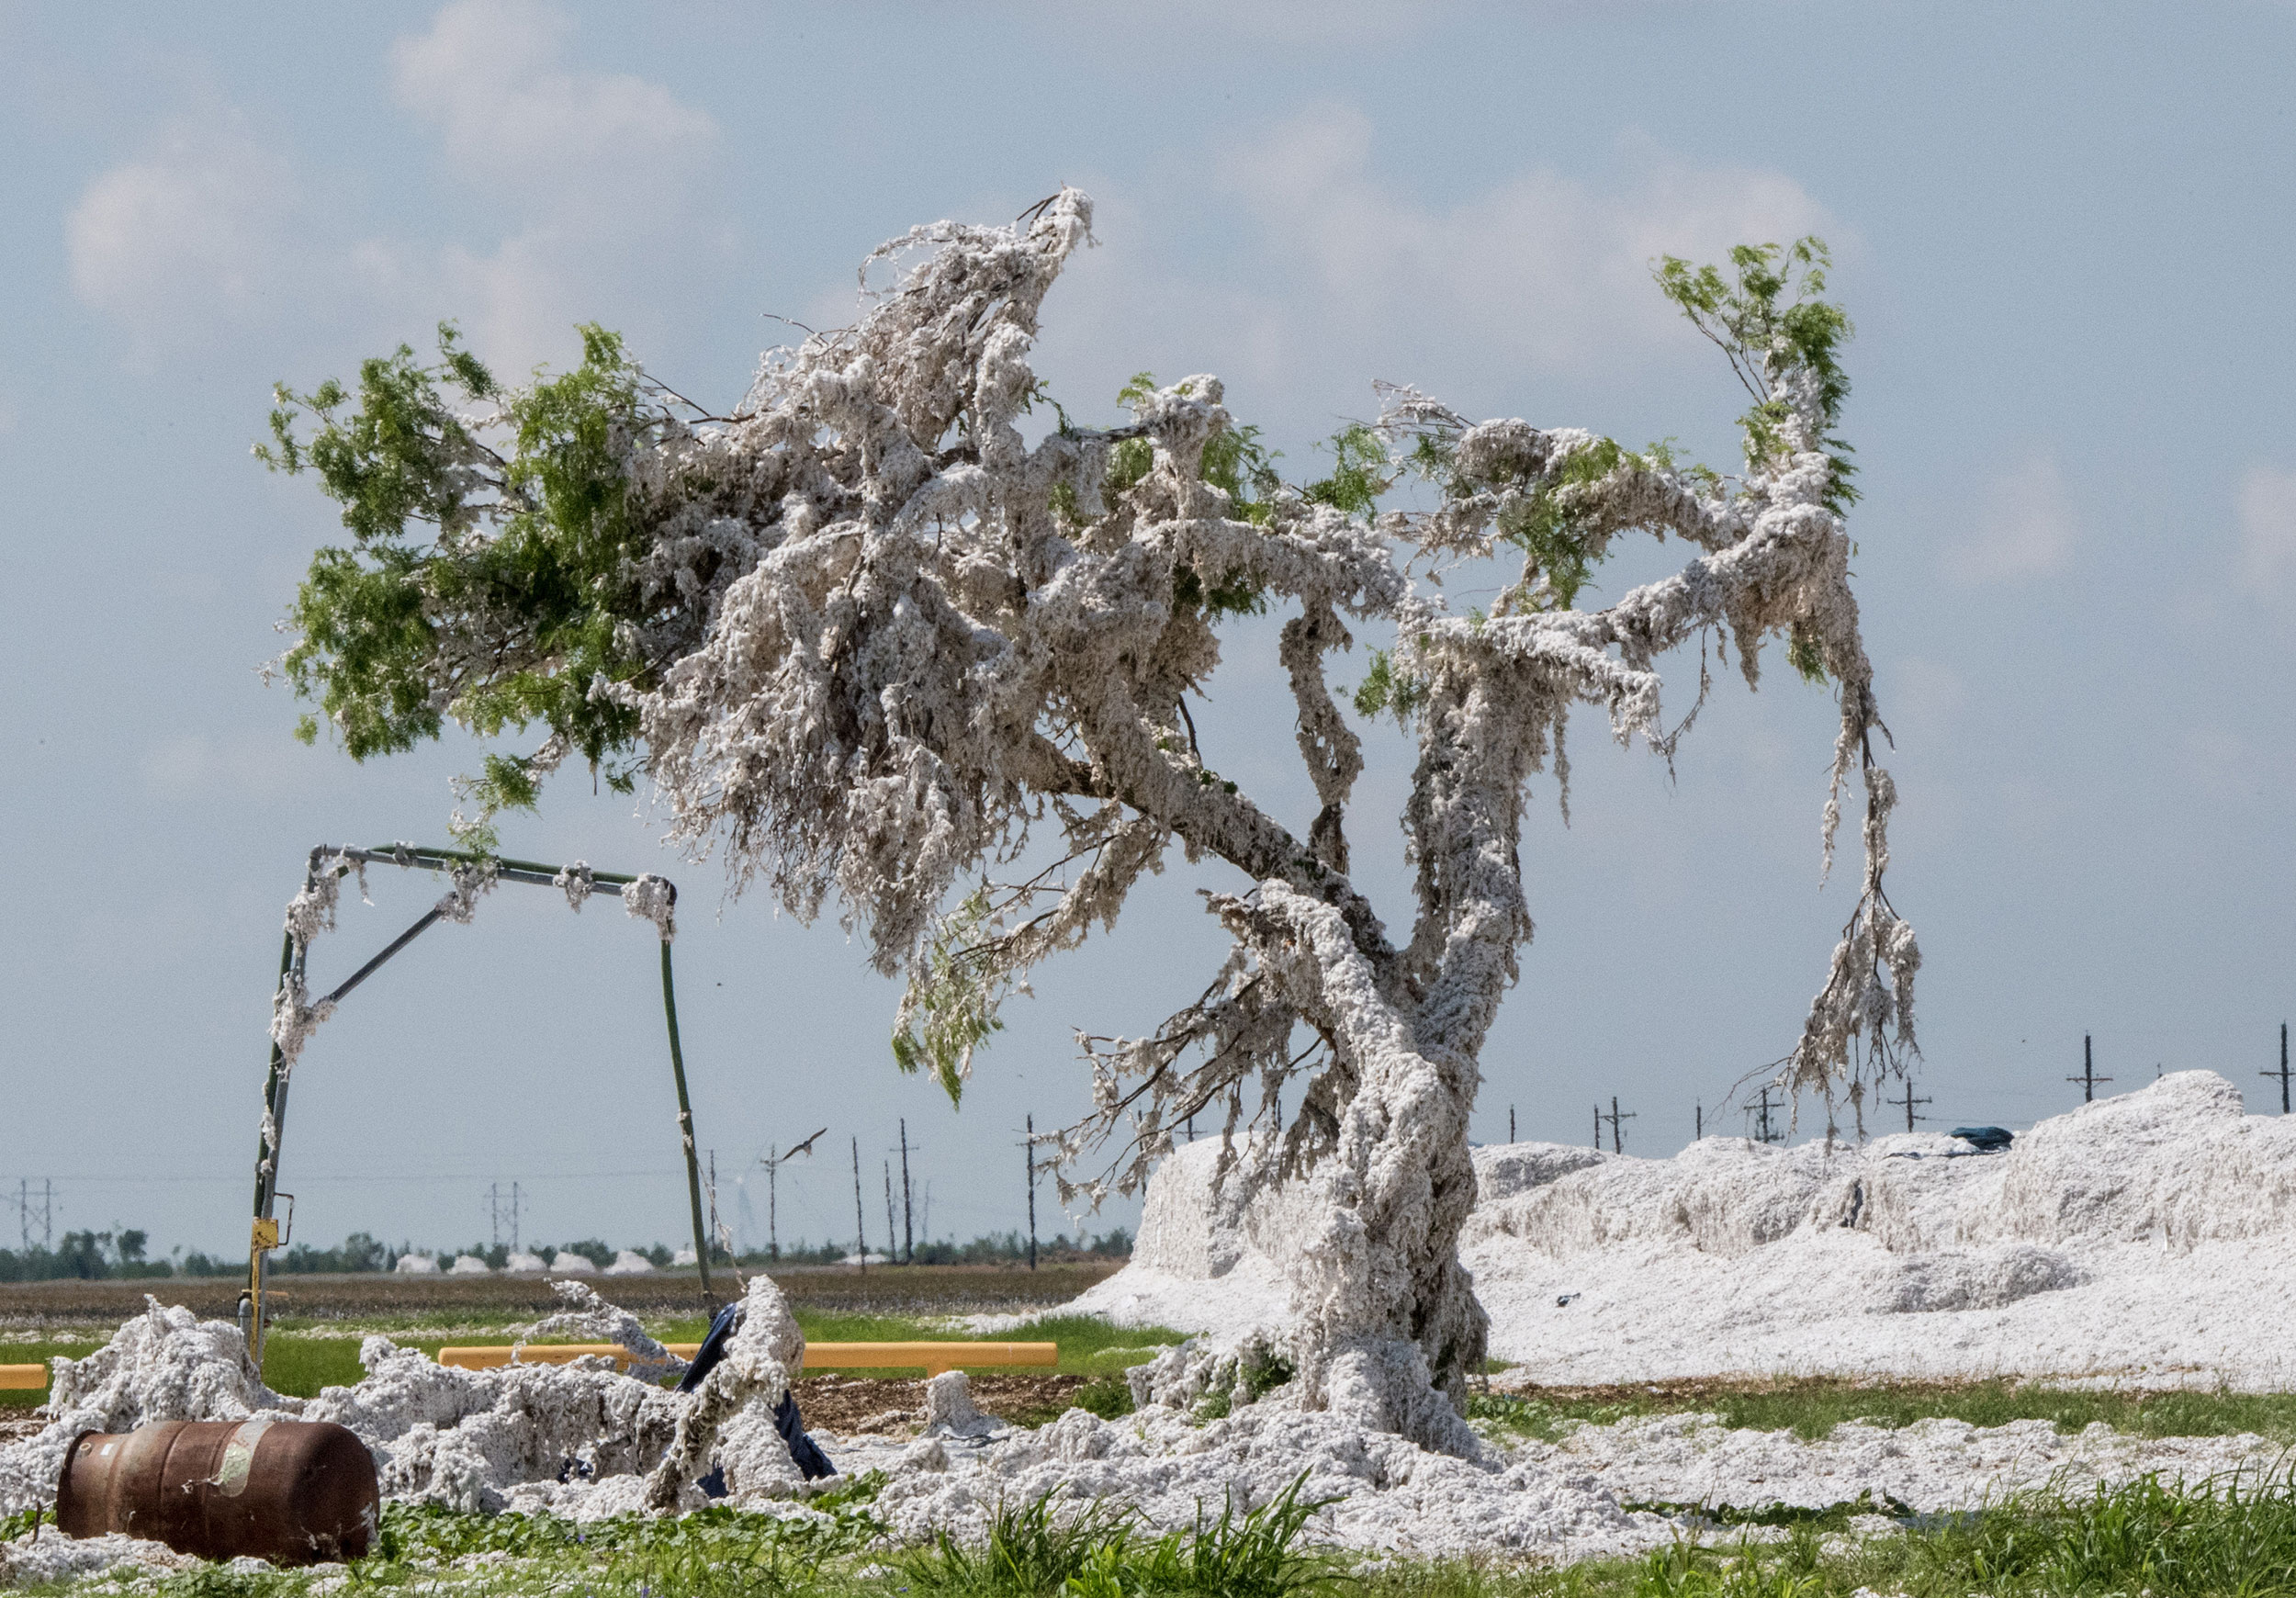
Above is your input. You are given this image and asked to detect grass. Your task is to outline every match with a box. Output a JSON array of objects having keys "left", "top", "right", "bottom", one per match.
[
  {"left": 19, "top": 1468, "right": 2296, "bottom": 1596},
  {"left": 5, "top": 1308, "right": 1186, "bottom": 1408},
  {"left": 1469, "top": 1377, "right": 2296, "bottom": 1447}
]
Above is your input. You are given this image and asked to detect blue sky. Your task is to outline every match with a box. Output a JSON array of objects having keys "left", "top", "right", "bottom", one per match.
[{"left": 2, "top": 1, "right": 2291, "bottom": 1263}]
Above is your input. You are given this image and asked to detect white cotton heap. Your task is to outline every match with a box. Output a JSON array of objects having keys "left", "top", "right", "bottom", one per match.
[
  {"left": 864, "top": 1402, "right": 1671, "bottom": 1560},
  {"left": 0, "top": 1280, "right": 812, "bottom": 1530},
  {"left": 1516, "top": 1412, "right": 2291, "bottom": 1514},
  {"left": 622, "top": 874, "right": 675, "bottom": 940},
  {"left": 0, "top": 1300, "right": 284, "bottom": 1517},
  {"left": 521, "top": 1278, "right": 686, "bottom": 1386},
  {"left": 1071, "top": 1072, "right": 2296, "bottom": 1390}
]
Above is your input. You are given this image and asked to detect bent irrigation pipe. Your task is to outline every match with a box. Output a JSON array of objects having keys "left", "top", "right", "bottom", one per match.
[{"left": 244, "top": 844, "right": 715, "bottom": 1363}]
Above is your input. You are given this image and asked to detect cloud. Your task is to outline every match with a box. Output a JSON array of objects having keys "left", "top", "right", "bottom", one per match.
[
  {"left": 64, "top": 114, "right": 307, "bottom": 354},
  {"left": 1228, "top": 107, "right": 1831, "bottom": 370},
  {"left": 389, "top": 0, "right": 715, "bottom": 207},
  {"left": 66, "top": 0, "right": 724, "bottom": 373},
  {"left": 1949, "top": 447, "right": 2077, "bottom": 584},
  {"left": 1033, "top": 107, "right": 1837, "bottom": 444},
  {"left": 2236, "top": 463, "right": 2296, "bottom": 597}
]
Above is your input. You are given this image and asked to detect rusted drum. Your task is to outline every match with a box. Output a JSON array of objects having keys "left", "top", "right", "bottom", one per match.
[{"left": 57, "top": 1418, "right": 377, "bottom": 1565}]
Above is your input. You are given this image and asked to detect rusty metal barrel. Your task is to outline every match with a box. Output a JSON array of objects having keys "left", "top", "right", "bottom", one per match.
[{"left": 57, "top": 1417, "right": 377, "bottom": 1565}]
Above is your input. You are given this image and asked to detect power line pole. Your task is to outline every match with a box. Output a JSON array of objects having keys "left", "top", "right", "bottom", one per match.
[
  {"left": 1890, "top": 1079, "right": 1931, "bottom": 1133},
  {"left": 2266, "top": 1023, "right": 2291, "bottom": 1115},
  {"left": 1695, "top": 1101, "right": 1703, "bottom": 1142},
  {"left": 1509, "top": 1105, "right": 1515, "bottom": 1143},
  {"left": 757, "top": 1128, "right": 826, "bottom": 1266},
  {"left": 1751, "top": 1086, "right": 1783, "bottom": 1145},
  {"left": 883, "top": 1161, "right": 897, "bottom": 1266},
  {"left": 1026, "top": 1115, "right": 1041, "bottom": 1270},
  {"left": 2067, "top": 1033, "right": 2111, "bottom": 1103},
  {"left": 850, "top": 1135, "right": 866, "bottom": 1275},
  {"left": 898, "top": 1118, "right": 915, "bottom": 1265},
  {"left": 764, "top": 1145, "right": 779, "bottom": 1261},
  {"left": 1596, "top": 1096, "right": 1638, "bottom": 1154}
]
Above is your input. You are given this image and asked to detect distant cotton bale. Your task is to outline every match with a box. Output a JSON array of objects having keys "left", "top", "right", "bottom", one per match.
[
  {"left": 393, "top": 1254, "right": 440, "bottom": 1275},
  {"left": 447, "top": 1255, "right": 492, "bottom": 1275},
  {"left": 503, "top": 1251, "right": 548, "bottom": 1273},
  {"left": 548, "top": 1251, "right": 599, "bottom": 1275},
  {"left": 604, "top": 1250, "right": 655, "bottom": 1275},
  {"left": 671, "top": 1246, "right": 698, "bottom": 1266}
]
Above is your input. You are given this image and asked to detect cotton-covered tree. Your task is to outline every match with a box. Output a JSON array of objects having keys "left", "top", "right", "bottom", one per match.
[{"left": 262, "top": 190, "right": 1916, "bottom": 1453}]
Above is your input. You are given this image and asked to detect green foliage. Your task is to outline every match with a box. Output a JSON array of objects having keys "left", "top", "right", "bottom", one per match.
[
  {"left": 1301, "top": 423, "right": 1390, "bottom": 516},
  {"left": 1352, "top": 648, "right": 1425, "bottom": 724},
  {"left": 1070, "top": 1373, "right": 1137, "bottom": 1419},
  {"left": 1653, "top": 238, "right": 1857, "bottom": 513},
  {"left": 1471, "top": 1377, "right": 2296, "bottom": 1448},
  {"left": 262, "top": 322, "right": 669, "bottom": 843},
  {"left": 356, "top": 1490, "right": 884, "bottom": 1598},
  {"left": 897, "top": 1492, "right": 1138, "bottom": 1595},
  {"left": 892, "top": 888, "right": 1009, "bottom": 1105},
  {"left": 896, "top": 1472, "right": 1340, "bottom": 1598},
  {"left": 1495, "top": 435, "right": 1622, "bottom": 610},
  {"left": 1111, "top": 372, "right": 1281, "bottom": 617}
]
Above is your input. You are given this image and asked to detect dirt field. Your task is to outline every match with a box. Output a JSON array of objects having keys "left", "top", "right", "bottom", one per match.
[{"left": 0, "top": 1262, "right": 1122, "bottom": 1329}]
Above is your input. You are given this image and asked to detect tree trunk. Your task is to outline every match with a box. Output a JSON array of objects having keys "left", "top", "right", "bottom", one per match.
[{"left": 1285, "top": 1030, "right": 1488, "bottom": 1456}]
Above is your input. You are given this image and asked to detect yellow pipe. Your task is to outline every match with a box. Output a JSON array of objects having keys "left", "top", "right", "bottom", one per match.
[
  {"left": 433, "top": 1341, "right": 1059, "bottom": 1378},
  {"left": 0, "top": 1364, "right": 47, "bottom": 1390}
]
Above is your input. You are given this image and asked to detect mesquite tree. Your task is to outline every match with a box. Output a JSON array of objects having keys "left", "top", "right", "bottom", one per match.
[{"left": 263, "top": 190, "right": 1916, "bottom": 1453}]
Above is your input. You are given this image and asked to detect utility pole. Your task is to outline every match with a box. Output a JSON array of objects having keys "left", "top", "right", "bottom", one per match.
[
  {"left": 2067, "top": 1033, "right": 2111, "bottom": 1103},
  {"left": 1751, "top": 1086, "right": 1783, "bottom": 1145},
  {"left": 1695, "top": 1101, "right": 1703, "bottom": 1142},
  {"left": 707, "top": 1151, "right": 724, "bottom": 1267},
  {"left": 1024, "top": 1114, "right": 1039, "bottom": 1271},
  {"left": 2266, "top": 1023, "right": 2291, "bottom": 1115},
  {"left": 758, "top": 1128, "right": 826, "bottom": 1266},
  {"left": 883, "top": 1162, "right": 897, "bottom": 1265},
  {"left": 764, "top": 1146, "right": 779, "bottom": 1260},
  {"left": 898, "top": 1118, "right": 915, "bottom": 1264},
  {"left": 850, "top": 1135, "right": 866, "bottom": 1275},
  {"left": 1890, "top": 1079, "right": 1931, "bottom": 1133},
  {"left": 1596, "top": 1096, "right": 1638, "bottom": 1154},
  {"left": 1509, "top": 1105, "right": 1515, "bottom": 1143}
]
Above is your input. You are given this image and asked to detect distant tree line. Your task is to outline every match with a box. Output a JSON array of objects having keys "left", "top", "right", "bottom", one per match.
[
  {"left": 4, "top": 1227, "right": 1131, "bottom": 1279},
  {"left": 0, "top": 1230, "right": 174, "bottom": 1282}
]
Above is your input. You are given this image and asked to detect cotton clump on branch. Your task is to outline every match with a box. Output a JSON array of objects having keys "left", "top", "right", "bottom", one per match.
[{"left": 265, "top": 193, "right": 1914, "bottom": 1452}]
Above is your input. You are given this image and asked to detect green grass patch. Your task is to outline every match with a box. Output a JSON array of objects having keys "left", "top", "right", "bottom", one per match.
[
  {"left": 1472, "top": 1378, "right": 2296, "bottom": 1446},
  {"left": 229, "top": 1311, "right": 1186, "bottom": 1398},
  {"left": 25, "top": 1469, "right": 2296, "bottom": 1597}
]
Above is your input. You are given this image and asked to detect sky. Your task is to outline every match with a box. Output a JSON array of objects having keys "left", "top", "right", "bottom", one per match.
[{"left": 1, "top": 1, "right": 2291, "bottom": 1266}]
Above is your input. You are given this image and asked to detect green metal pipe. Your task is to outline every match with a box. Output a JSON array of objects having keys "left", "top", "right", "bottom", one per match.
[{"left": 658, "top": 939, "right": 715, "bottom": 1306}]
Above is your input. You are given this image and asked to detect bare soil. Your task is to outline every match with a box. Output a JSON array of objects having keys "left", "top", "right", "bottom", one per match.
[
  {"left": 792, "top": 1371, "right": 1097, "bottom": 1433},
  {"left": 0, "top": 1263, "right": 1122, "bottom": 1328}
]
